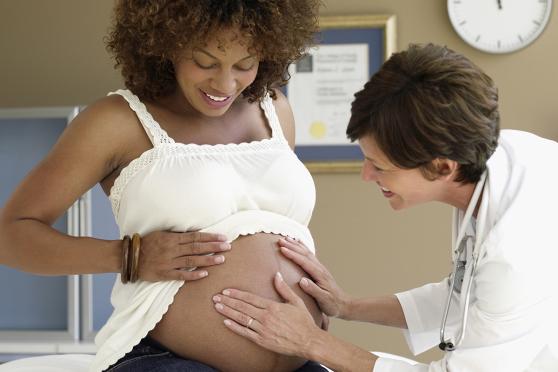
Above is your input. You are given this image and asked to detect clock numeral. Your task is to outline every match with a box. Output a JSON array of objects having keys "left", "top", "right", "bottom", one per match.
[
  {"left": 497, "top": 40, "right": 501, "bottom": 49},
  {"left": 475, "top": 35, "right": 481, "bottom": 42},
  {"left": 518, "top": 35, "right": 524, "bottom": 43},
  {"left": 453, "top": 0, "right": 461, "bottom": 3},
  {"left": 459, "top": 20, "right": 467, "bottom": 26},
  {"left": 539, "top": 0, "right": 547, "bottom": 3},
  {"left": 533, "top": 20, "right": 541, "bottom": 26}
]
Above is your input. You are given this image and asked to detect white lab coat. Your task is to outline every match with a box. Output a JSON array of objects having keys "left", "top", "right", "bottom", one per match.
[{"left": 374, "top": 130, "right": 558, "bottom": 372}]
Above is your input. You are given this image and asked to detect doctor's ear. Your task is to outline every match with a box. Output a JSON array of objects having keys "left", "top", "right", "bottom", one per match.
[{"left": 426, "top": 158, "right": 459, "bottom": 181}]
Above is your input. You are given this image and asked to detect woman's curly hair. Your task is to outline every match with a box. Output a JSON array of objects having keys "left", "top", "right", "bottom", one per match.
[{"left": 105, "top": 0, "right": 320, "bottom": 102}]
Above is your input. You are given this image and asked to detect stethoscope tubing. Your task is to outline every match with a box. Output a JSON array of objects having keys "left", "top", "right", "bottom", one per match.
[{"left": 439, "top": 171, "right": 488, "bottom": 352}]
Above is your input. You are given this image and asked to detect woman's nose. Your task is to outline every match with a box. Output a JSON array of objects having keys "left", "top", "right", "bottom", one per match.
[{"left": 212, "top": 69, "right": 237, "bottom": 94}]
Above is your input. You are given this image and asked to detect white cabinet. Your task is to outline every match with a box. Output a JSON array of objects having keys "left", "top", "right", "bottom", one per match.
[{"left": 0, "top": 108, "right": 118, "bottom": 361}]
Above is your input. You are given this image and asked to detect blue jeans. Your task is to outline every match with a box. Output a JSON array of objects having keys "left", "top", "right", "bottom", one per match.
[{"left": 105, "top": 336, "right": 328, "bottom": 371}]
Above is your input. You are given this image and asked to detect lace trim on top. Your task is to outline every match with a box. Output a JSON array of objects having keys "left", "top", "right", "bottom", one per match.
[
  {"left": 259, "top": 92, "right": 286, "bottom": 142},
  {"left": 109, "top": 90, "right": 175, "bottom": 146},
  {"left": 107, "top": 89, "right": 288, "bottom": 218}
]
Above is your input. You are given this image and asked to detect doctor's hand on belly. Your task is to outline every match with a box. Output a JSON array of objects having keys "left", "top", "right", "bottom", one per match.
[
  {"left": 135, "top": 231, "right": 230, "bottom": 282},
  {"left": 213, "top": 271, "right": 326, "bottom": 358},
  {"left": 213, "top": 237, "right": 348, "bottom": 357}
]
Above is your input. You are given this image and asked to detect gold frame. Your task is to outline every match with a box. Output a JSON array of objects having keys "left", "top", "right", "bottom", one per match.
[{"left": 300, "top": 14, "right": 397, "bottom": 174}]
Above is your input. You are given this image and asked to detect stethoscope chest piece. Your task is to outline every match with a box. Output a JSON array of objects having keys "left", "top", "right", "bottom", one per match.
[{"left": 439, "top": 341, "right": 456, "bottom": 351}]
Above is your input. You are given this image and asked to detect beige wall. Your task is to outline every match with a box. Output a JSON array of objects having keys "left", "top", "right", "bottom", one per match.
[{"left": 1, "top": 0, "right": 557, "bottom": 363}]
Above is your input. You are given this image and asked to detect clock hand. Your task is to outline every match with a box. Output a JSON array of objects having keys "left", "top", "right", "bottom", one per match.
[{"left": 497, "top": 0, "right": 502, "bottom": 10}]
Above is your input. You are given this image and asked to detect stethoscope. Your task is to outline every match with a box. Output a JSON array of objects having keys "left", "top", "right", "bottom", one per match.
[{"left": 439, "top": 171, "right": 488, "bottom": 352}]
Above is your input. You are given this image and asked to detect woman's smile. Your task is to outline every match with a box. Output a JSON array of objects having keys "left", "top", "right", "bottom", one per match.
[
  {"left": 172, "top": 29, "right": 260, "bottom": 117},
  {"left": 199, "top": 89, "right": 233, "bottom": 108}
]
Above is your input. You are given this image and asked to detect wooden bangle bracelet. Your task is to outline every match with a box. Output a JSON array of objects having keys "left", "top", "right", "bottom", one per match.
[
  {"left": 120, "top": 235, "right": 131, "bottom": 284},
  {"left": 130, "top": 233, "right": 142, "bottom": 283}
]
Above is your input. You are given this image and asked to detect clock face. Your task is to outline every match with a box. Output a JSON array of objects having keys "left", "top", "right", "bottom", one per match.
[{"left": 448, "top": 0, "right": 553, "bottom": 54}]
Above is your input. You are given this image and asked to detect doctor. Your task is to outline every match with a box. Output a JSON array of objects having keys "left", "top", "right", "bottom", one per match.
[{"left": 211, "top": 43, "right": 558, "bottom": 371}]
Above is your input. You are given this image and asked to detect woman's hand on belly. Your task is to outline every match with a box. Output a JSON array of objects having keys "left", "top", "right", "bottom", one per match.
[
  {"left": 138, "top": 230, "right": 231, "bottom": 282},
  {"left": 213, "top": 271, "right": 325, "bottom": 359}
]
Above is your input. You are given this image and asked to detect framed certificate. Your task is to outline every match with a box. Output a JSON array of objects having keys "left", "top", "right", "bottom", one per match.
[{"left": 288, "top": 15, "right": 397, "bottom": 173}]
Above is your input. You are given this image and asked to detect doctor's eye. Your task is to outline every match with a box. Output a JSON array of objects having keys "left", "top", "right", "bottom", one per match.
[{"left": 373, "top": 164, "right": 385, "bottom": 172}]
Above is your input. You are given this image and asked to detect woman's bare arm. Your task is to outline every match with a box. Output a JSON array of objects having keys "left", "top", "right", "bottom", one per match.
[
  {"left": 0, "top": 96, "right": 229, "bottom": 279},
  {"left": 0, "top": 97, "right": 130, "bottom": 274}
]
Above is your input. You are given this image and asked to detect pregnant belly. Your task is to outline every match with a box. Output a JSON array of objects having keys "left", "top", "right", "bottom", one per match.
[{"left": 148, "top": 233, "right": 323, "bottom": 372}]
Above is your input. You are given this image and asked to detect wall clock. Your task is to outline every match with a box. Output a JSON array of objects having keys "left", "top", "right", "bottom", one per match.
[{"left": 447, "top": 0, "right": 553, "bottom": 54}]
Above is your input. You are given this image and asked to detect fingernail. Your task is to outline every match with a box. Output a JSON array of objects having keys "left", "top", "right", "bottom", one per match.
[
  {"left": 213, "top": 295, "right": 221, "bottom": 302},
  {"left": 276, "top": 272, "right": 283, "bottom": 281},
  {"left": 199, "top": 271, "right": 208, "bottom": 278},
  {"left": 300, "top": 278, "right": 308, "bottom": 286},
  {"left": 220, "top": 243, "right": 231, "bottom": 251},
  {"left": 215, "top": 303, "right": 224, "bottom": 310},
  {"left": 218, "top": 234, "right": 228, "bottom": 241},
  {"left": 222, "top": 289, "right": 231, "bottom": 296},
  {"left": 215, "top": 255, "right": 225, "bottom": 263},
  {"left": 286, "top": 236, "right": 296, "bottom": 242},
  {"left": 224, "top": 319, "right": 232, "bottom": 326}
]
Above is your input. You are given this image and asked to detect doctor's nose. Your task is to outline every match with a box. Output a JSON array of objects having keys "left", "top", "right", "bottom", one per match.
[{"left": 361, "top": 161, "right": 378, "bottom": 182}]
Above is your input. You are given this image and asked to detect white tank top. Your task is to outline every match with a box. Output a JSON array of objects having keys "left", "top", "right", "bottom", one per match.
[{"left": 91, "top": 89, "right": 316, "bottom": 372}]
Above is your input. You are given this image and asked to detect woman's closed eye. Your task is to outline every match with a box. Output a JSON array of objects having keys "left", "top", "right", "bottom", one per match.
[
  {"left": 194, "top": 59, "right": 217, "bottom": 69},
  {"left": 193, "top": 55, "right": 256, "bottom": 71},
  {"left": 235, "top": 61, "right": 256, "bottom": 71},
  {"left": 194, "top": 61, "right": 256, "bottom": 72}
]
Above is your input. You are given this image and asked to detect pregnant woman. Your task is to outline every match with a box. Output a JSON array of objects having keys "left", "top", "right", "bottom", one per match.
[{"left": 0, "top": 1, "right": 326, "bottom": 371}]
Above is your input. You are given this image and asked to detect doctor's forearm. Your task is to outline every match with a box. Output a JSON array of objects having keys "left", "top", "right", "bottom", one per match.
[
  {"left": 306, "top": 329, "right": 377, "bottom": 372},
  {"left": 343, "top": 295, "right": 407, "bottom": 329}
]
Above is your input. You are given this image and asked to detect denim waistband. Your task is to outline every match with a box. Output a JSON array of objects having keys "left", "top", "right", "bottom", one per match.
[{"left": 141, "top": 335, "right": 172, "bottom": 353}]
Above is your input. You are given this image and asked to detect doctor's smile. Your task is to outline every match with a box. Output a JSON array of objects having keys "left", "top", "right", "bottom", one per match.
[{"left": 379, "top": 186, "right": 394, "bottom": 198}]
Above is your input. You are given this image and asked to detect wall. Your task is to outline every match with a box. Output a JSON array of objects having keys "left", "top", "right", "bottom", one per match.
[{"left": 1, "top": 0, "right": 557, "bottom": 364}]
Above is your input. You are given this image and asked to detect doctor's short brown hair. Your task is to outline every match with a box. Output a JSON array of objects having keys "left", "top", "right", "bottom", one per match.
[
  {"left": 105, "top": 0, "right": 320, "bottom": 102},
  {"left": 346, "top": 43, "right": 500, "bottom": 184}
]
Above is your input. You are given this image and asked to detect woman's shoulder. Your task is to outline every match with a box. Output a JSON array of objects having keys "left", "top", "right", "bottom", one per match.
[
  {"left": 78, "top": 93, "right": 138, "bottom": 128},
  {"left": 269, "top": 89, "right": 295, "bottom": 147},
  {"left": 67, "top": 92, "right": 153, "bottom": 163},
  {"left": 69, "top": 93, "right": 149, "bottom": 144}
]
